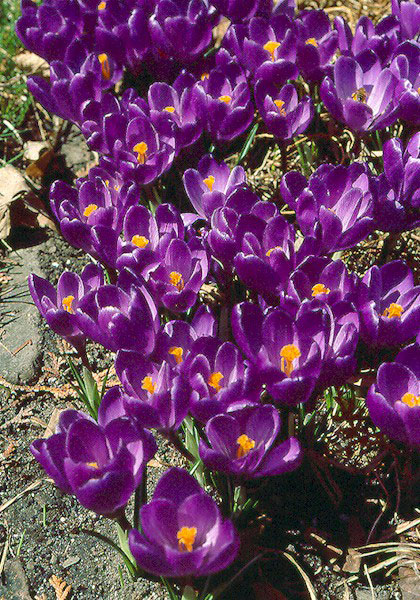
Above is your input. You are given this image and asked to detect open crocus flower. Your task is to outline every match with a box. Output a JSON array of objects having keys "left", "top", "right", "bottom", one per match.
[
  {"left": 295, "top": 9, "right": 338, "bottom": 81},
  {"left": 199, "top": 404, "right": 302, "bottom": 478},
  {"left": 357, "top": 261, "right": 420, "bottom": 347},
  {"left": 366, "top": 343, "right": 420, "bottom": 448},
  {"left": 129, "top": 467, "right": 239, "bottom": 577},
  {"left": 391, "top": 42, "right": 420, "bottom": 126},
  {"left": 28, "top": 263, "right": 104, "bottom": 356},
  {"left": 31, "top": 396, "right": 156, "bottom": 516},
  {"left": 391, "top": 0, "right": 420, "bottom": 40},
  {"left": 320, "top": 54, "right": 398, "bottom": 131},
  {"left": 373, "top": 132, "right": 420, "bottom": 232},
  {"left": 232, "top": 304, "right": 321, "bottom": 405},
  {"left": 255, "top": 80, "right": 314, "bottom": 140}
]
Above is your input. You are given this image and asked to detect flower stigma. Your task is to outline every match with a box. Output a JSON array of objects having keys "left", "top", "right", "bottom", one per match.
[
  {"left": 177, "top": 526, "right": 197, "bottom": 552},
  {"left": 401, "top": 392, "right": 420, "bottom": 407},
  {"left": 169, "top": 271, "right": 184, "bottom": 291},
  {"left": 98, "top": 1, "right": 106, "bottom": 9},
  {"left": 83, "top": 204, "right": 98, "bottom": 217},
  {"left": 133, "top": 142, "right": 148, "bottom": 164},
  {"left": 62, "top": 295, "right": 75, "bottom": 314},
  {"left": 98, "top": 53, "right": 111, "bottom": 80},
  {"left": 164, "top": 106, "right": 175, "bottom": 113},
  {"left": 219, "top": 95, "right": 232, "bottom": 103},
  {"left": 208, "top": 371, "right": 223, "bottom": 392},
  {"left": 169, "top": 346, "right": 183, "bottom": 364},
  {"left": 312, "top": 283, "right": 330, "bottom": 296},
  {"left": 236, "top": 434, "right": 256, "bottom": 458},
  {"left": 280, "top": 344, "right": 301, "bottom": 377},
  {"left": 203, "top": 175, "right": 215, "bottom": 191},
  {"left": 141, "top": 376, "right": 155, "bottom": 394},
  {"left": 274, "top": 99, "right": 286, "bottom": 116},
  {"left": 266, "top": 246, "right": 282, "bottom": 257},
  {"left": 131, "top": 235, "right": 149, "bottom": 248},
  {"left": 86, "top": 461, "right": 99, "bottom": 468},
  {"left": 305, "top": 38, "right": 318, "bottom": 47},
  {"left": 383, "top": 303, "right": 404, "bottom": 319},
  {"left": 264, "top": 41, "right": 281, "bottom": 61}
]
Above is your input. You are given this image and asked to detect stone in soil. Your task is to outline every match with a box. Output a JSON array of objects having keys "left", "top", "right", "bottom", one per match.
[
  {"left": 0, "top": 558, "right": 32, "bottom": 599},
  {"left": 0, "top": 245, "right": 45, "bottom": 385}
]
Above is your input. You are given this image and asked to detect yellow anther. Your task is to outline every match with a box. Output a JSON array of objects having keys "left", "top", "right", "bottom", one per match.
[
  {"left": 83, "top": 203, "right": 98, "bottom": 217},
  {"left": 274, "top": 99, "right": 286, "bottom": 116},
  {"left": 169, "top": 346, "right": 183, "bottom": 364},
  {"left": 62, "top": 295, "right": 75, "bottom": 314},
  {"left": 164, "top": 106, "right": 175, "bottom": 113},
  {"left": 177, "top": 526, "right": 197, "bottom": 552},
  {"left": 203, "top": 175, "right": 215, "bottom": 192},
  {"left": 131, "top": 235, "right": 150, "bottom": 248},
  {"left": 305, "top": 38, "right": 318, "bottom": 47},
  {"left": 208, "top": 371, "right": 223, "bottom": 392},
  {"left": 266, "top": 246, "right": 281, "bottom": 257},
  {"left": 219, "top": 95, "right": 232, "bottom": 104},
  {"left": 236, "top": 434, "right": 256, "bottom": 459},
  {"left": 280, "top": 344, "right": 301, "bottom": 377},
  {"left": 114, "top": 185, "right": 120, "bottom": 191},
  {"left": 141, "top": 376, "right": 155, "bottom": 395},
  {"left": 133, "top": 142, "right": 148, "bottom": 164},
  {"left": 105, "top": 179, "right": 110, "bottom": 186},
  {"left": 383, "top": 303, "right": 404, "bottom": 319},
  {"left": 86, "top": 461, "right": 99, "bottom": 468},
  {"left": 311, "top": 283, "right": 330, "bottom": 296},
  {"left": 98, "top": 53, "right": 111, "bottom": 80},
  {"left": 169, "top": 271, "right": 185, "bottom": 291},
  {"left": 98, "top": 1, "right": 106, "bottom": 9},
  {"left": 263, "top": 41, "right": 281, "bottom": 61},
  {"left": 401, "top": 392, "right": 420, "bottom": 408},
  {"left": 201, "top": 72, "right": 209, "bottom": 81},
  {"left": 352, "top": 87, "right": 367, "bottom": 103}
]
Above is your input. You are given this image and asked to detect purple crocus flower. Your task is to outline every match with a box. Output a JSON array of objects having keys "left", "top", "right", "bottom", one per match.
[
  {"left": 232, "top": 304, "right": 321, "bottom": 405},
  {"left": 76, "top": 270, "right": 159, "bottom": 353},
  {"left": 357, "top": 261, "right": 420, "bottom": 347},
  {"left": 129, "top": 467, "right": 239, "bottom": 577},
  {"left": 183, "top": 154, "right": 247, "bottom": 220},
  {"left": 31, "top": 398, "right": 156, "bottom": 516},
  {"left": 28, "top": 263, "right": 104, "bottom": 356},
  {"left": 366, "top": 343, "right": 420, "bottom": 447},
  {"left": 320, "top": 54, "right": 398, "bottom": 131},
  {"left": 255, "top": 80, "right": 314, "bottom": 140},
  {"left": 295, "top": 10, "right": 338, "bottom": 81},
  {"left": 114, "top": 351, "right": 191, "bottom": 431},
  {"left": 391, "top": 42, "right": 420, "bottom": 126},
  {"left": 148, "top": 0, "right": 214, "bottom": 63},
  {"left": 193, "top": 50, "right": 254, "bottom": 142},
  {"left": 281, "top": 163, "right": 375, "bottom": 254},
  {"left": 391, "top": 0, "right": 420, "bottom": 40},
  {"left": 212, "top": 0, "right": 264, "bottom": 22},
  {"left": 199, "top": 404, "right": 302, "bottom": 478},
  {"left": 373, "top": 132, "right": 420, "bottom": 232}
]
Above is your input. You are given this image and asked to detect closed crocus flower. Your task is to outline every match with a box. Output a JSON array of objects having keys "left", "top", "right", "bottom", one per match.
[
  {"left": 76, "top": 270, "right": 159, "bottom": 353},
  {"left": 129, "top": 467, "right": 239, "bottom": 577},
  {"left": 373, "top": 132, "right": 420, "bottom": 232},
  {"left": 183, "top": 154, "right": 247, "bottom": 220},
  {"left": 320, "top": 54, "right": 399, "bottom": 131},
  {"left": 232, "top": 304, "right": 321, "bottom": 405},
  {"left": 295, "top": 10, "right": 338, "bottom": 81},
  {"left": 199, "top": 404, "right": 302, "bottom": 478},
  {"left": 281, "top": 163, "right": 375, "bottom": 254},
  {"left": 357, "top": 261, "right": 420, "bottom": 347},
  {"left": 114, "top": 350, "right": 191, "bottom": 431},
  {"left": 366, "top": 343, "right": 420, "bottom": 448},
  {"left": 391, "top": 0, "right": 420, "bottom": 40},
  {"left": 31, "top": 397, "right": 156, "bottom": 516},
  {"left": 391, "top": 42, "right": 420, "bottom": 126},
  {"left": 255, "top": 80, "right": 314, "bottom": 140},
  {"left": 28, "top": 263, "right": 104, "bottom": 356}
]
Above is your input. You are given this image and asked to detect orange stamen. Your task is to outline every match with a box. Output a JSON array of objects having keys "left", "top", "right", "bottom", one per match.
[
  {"left": 169, "top": 271, "right": 184, "bottom": 291},
  {"left": 274, "top": 99, "right": 286, "bottom": 116},
  {"left": 98, "top": 53, "right": 111, "bottom": 80},
  {"left": 383, "top": 303, "right": 404, "bottom": 319},
  {"left": 219, "top": 95, "right": 232, "bottom": 104},
  {"left": 401, "top": 392, "right": 420, "bottom": 407},
  {"left": 169, "top": 346, "right": 183, "bottom": 364},
  {"left": 312, "top": 283, "right": 330, "bottom": 296},
  {"left": 177, "top": 526, "right": 197, "bottom": 552},
  {"left": 208, "top": 372, "right": 223, "bottom": 392},
  {"left": 266, "top": 246, "right": 281, "bottom": 257},
  {"left": 141, "top": 376, "right": 155, "bottom": 394},
  {"left": 131, "top": 235, "right": 149, "bottom": 248},
  {"left": 263, "top": 41, "right": 281, "bottom": 61},
  {"left": 236, "top": 434, "right": 255, "bottom": 459},
  {"left": 280, "top": 344, "right": 301, "bottom": 377},
  {"left": 203, "top": 175, "right": 215, "bottom": 192},
  {"left": 133, "top": 142, "right": 148, "bottom": 164},
  {"left": 83, "top": 203, "right": 98, "bottom": 218},
  {"left": 98, "top": 1, "right": 106, "bottom": 9},
  {"left": 62, "top": 295, "right": 75, "bottom": 314},
  {"left": 305, "top": 38, "right": 318, "bottom": 47},
  {"left": 164, "top": 106, "right": 175, "bottom": 113}
]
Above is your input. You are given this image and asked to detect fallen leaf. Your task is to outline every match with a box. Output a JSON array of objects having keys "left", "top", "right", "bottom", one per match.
[
  {"left": 26, "top": 148, "right": 55, "bottom": 179},
  {"left": 0, "top": 165, "right": 29, "bottom": 239},
  {"left": 14, "top": 51, "right": 50, "bottom": 77},
  {"left": 23, "top": 141, "right": 49, "bottom": 161},
  {"left": 342, "top": 548, "right": 362, "bottom": 573}
]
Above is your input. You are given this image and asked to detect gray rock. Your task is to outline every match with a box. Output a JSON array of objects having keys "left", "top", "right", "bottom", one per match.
[
  {"left": 0, "top": 246, "right": 45, "bottom": 384},
  {"left": 0, "top": 558, "right": 32, "bottom": 599}
]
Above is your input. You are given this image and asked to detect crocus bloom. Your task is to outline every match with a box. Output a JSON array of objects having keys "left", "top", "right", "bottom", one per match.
[
  {"left": 199, "top": 404, "right": 302, "bottom": 478},
  {"left": 335, "top": 15, "right": 400, "bottom": 66},
  {"left": 391, "top": 0, "right": 420, "bottom": 40},
  {"left": 366, "top": 343, "right": 420, "bottom": 447},
  {"left": 128, "top": 467, "right": 239, "bottom": 577},
  {"left": 295, "top": 10, "right": 338, "bottom": 81},
  {"left": 281, "top": 163, "right": 375, "bottom": 254},
  {"left": 320, "top": 54, "right": 398, "bottom": 131},
  {"left": 373, "top": 132, "right": 420, "bottom": 232},
  {"left": 31, "top": 399, "right": 156, "bottom": 516},
  {"left": 391, "top": 42, "right": 420, "bottom": 126},
  {"left": 212, "top": 0, "right": 264, "bottom": 22},
  {"left": 28, "top": 263, "right": 104, "bottom": 355},
  {"left": 232, "top": 304, "right": 321, "bottom": 405},
  {"left": 357, "top": 261, "right": 420, "bottom": 347}
]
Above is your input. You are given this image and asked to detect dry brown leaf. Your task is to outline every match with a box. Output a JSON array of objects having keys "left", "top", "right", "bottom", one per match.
[
  {"left": 25, "top": 148, "right": 55, "bottom": 179},
  {"left": 343, "top": 548, "right": 362, "bottom": 573},
  {"left": 14, "top": 51, "right": 50, "bottom": 77},
  {"left": 0, "top": 165, "right": 29, "bottom": 239},
  {"left": 49, "top": 574, "right": 72, "bottom": 600},
  {"left": 43, "top": 408, "right": 62, "bottom": 438},
  {"left": 23, "top": 140, "right": 49, "bottom": 161}
]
